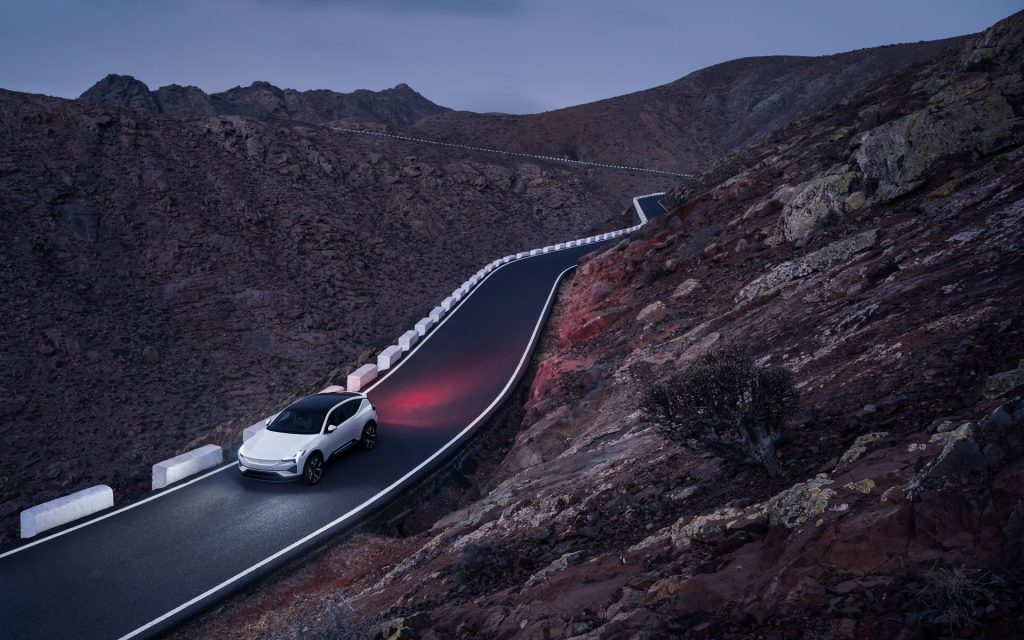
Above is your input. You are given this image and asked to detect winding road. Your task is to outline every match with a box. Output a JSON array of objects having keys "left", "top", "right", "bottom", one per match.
[{"left": 0, "top": 195, "right": 666, "bottom": 640}]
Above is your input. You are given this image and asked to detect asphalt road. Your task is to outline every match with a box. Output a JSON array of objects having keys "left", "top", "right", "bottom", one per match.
[{"left": 0, "top": 195, "right": 665, "bottom": 640}]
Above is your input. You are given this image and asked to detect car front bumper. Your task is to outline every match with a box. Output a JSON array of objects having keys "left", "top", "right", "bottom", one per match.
[{"left": 237, "top": 454, "right": 300, "bottom": 481}]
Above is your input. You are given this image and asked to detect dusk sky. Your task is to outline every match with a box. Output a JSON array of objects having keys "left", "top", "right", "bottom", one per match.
[{"left": 1, "top": 0, "right": 1019, "bottom": 114}]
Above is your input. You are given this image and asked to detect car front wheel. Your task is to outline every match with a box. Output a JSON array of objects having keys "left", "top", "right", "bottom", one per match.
[
  {"left": 302, "top": 452, "right": 324, "bottom": 485},
  {"left": 360, "top": 421, "right": 377, "bottom": 451}
]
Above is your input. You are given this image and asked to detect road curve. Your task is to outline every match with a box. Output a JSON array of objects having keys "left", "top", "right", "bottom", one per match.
[{"left": 0, "top": 196, "right": 665, "bottom": 640}]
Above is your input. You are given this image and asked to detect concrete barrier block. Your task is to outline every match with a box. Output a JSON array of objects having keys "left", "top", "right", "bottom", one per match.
[
  {"left": 347, "top": 363, "right": 378, "bottom": 392},
  {"left": 429, "top": 306, "right": 444, "bottom": 323},
  {"left": 556, "top": 243, "right": 565, "bottom": 250},
  {"left": 452, "top": 289, "right": 464, "bottom": 302},
  {"left": 377, "top": 345, "right": 402, "bottom": 371},
  {"left": 20, "top": 485, "right": 114, "bottom": 538},
  {"left": 399, "top": 329, "right": 419, "bottom": 351},
  {"left": 415, "top": 316, "right": 435, "bottom": 336},
  {"left": 319, "top": 384, "right": 345, "bottom": 394},
  {"left": 441, "top": 296, "right": 455, "bottom": 311},
  {"left": 152, "top": 445, "right": 223, "bottom": 490},
  {"left": 516, "top": 251, "right": 528, "bottom": 259}
]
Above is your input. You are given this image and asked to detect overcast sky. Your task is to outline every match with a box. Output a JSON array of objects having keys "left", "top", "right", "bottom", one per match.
[{"left": 0, "top": 0, "right": 1019, "bottom": 114}]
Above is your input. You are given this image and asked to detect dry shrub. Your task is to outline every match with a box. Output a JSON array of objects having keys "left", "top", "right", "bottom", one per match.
[{"left": 642, "top": 346, "right": 797, "bottom": 476}]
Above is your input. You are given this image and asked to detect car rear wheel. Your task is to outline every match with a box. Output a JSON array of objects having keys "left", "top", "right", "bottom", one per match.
[
  {"left": 302, "top": 452, "right": 324, "bottom": 485},
  {"left": 360, "top": 421, "right": 378, "bottom": 451}
]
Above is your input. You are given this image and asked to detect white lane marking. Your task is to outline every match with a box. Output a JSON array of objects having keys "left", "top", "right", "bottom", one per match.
[
  {"left": 0, "top": 462, "right": 236, "bottom": 560},
  {"left": 116, "top": 263, "right": 578, "bottom": 640}
]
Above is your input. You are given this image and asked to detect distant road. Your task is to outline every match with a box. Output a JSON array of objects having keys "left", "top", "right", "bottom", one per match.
[
  {"left": 332, "top": 127, "right": 694, "bottom": 178},
  {"left": 0, "top": 196, "right": 667, "bottom": 640}
]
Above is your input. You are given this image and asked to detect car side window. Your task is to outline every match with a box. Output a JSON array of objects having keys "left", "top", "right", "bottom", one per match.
[
  {"left": 327, "top": 405, "right": 348, "bottom": 427},
  {"left": 330, "top": 400, "right": 360, "bottom": 425}
]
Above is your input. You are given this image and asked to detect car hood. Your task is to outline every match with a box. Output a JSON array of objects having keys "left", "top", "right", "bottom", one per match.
[{"left": 241, "top": 429, "right": 318, "bottom": 460}]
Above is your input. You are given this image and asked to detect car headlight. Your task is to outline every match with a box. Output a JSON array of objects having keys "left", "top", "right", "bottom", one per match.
[{"left": 282, "top": 449, "right": 305, "bottom": 463}]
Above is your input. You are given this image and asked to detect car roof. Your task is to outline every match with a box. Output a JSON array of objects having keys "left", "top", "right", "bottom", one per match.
[{"left": 289, "top": 392, "right": 362, "bottom": 411}]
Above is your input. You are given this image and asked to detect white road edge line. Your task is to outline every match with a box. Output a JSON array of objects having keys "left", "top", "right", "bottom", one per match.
[
  {"left": 116, "top": 263, "right": 579, "bottom": 640},
  {"left": 0, "top": 461, "right": 235, "bottom": 560}
]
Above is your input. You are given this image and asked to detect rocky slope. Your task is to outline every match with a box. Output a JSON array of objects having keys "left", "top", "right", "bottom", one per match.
[
  {"left": 409, "top": 38, "right": 962, "bottom": 177},
  {"left": 171, "top": 11, "right": 1024, "bottom": 639},
  {"left": 0, "top": 88, "right": 665, "bottom": 542},
  {"left": 79, "top": 74, "right": 450, "bottom": 127}
]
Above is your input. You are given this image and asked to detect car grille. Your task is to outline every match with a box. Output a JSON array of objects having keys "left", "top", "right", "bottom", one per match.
[
  {"left": 239, "top": 454, "right": 293, "bottom": 471},
  {"left": 240, "top": 454, "right": 277, "bottom": 465}
]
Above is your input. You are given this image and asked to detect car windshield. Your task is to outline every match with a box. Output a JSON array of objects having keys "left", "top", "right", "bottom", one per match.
[{"left": 267, "top": 408, "right": 327, "bottom": 435}]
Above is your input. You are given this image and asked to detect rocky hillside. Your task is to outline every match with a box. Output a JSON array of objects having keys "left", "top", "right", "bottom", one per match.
[
  {"left": 171, "top": 11, "right": 1024, "bottom": 639},
  {"left": 410, "top": 37, "right": 962, "bottom": 176},
  {"left": 0, "top": 88, "right": 665, "bottom": 543},
  {"left": 79, "top": 74, "right": 450, "bottom": 127}
]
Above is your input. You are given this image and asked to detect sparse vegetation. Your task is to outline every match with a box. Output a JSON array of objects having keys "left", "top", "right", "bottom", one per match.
[
  {"left": 642, "top": 346, "right": 797, "bottom": 476},
  {"left": 916, "top": 566, "right": 995, "bottom": 632},
  {"left": 263, "top": 588, "right": 382, "bottom": 640}
]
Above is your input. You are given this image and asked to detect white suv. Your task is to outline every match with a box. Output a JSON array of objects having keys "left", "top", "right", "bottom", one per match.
[{"left": 238, "top": 391, "right": 378, "bottom": 484}]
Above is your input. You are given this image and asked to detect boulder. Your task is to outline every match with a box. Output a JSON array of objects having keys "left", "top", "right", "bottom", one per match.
[
  {"left": 672, "top": 279, "right": 700, "bottom": 299},
  {"left": 767, "top": 474, "right": 836, "bottom": 529},
  {"left": 781, "top": 172, "right": 859, "bottom": 243},
  {"left": 855, "top": 93, "right": 1016, "bottom": 202},
  {"left": 636, "top": 301, "right": 666, "bottom": 325},
  {"left": 927, "top": 423, "right": 985, "bottom": 478},
  {"left": 737, "top": 229, "right": 878, "bottom": 302},
  {"left": 982, "top": 360, "right": 1024, "bottom": 399},
  {"left": 838, "top": 432, "right": 889, "bottom": 465}
]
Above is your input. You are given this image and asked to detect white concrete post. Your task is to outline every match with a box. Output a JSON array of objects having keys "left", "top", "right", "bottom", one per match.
[
  {"left": 347, "top": 364, "right": 378, "bottom": 392},
  {"left": 415, "top": 317, "right": 435, "bottom": 336},
  {"left": 152, "top": 445, "right": 223, "bottom": 490},
  {"left": 20, "top": 485, "right": 114, "bottom": 538},
  {"left": 377, "top": 345, "right": 402, "bottom": 371},
  {"left": 399, "top": 330, "right": 419, "bottom": 351}
]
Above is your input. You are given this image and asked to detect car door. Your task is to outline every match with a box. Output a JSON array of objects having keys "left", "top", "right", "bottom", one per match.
[
  {"left": 327, "top": 399, "right": 361, "bottom": 450},
  {"left": 325, "top": 403, "right": 354, "bottom": 455},
  {"left": 340, "top": 399, "right": 366, "bottom": 444}
]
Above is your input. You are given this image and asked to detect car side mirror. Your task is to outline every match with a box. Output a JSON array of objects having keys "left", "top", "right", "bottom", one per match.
[
  {"left": 265, "top": 418, "right": 271, "bottom": 426},
  {"left": 327, "top": 424, "right": 337, "bottom": 433}
]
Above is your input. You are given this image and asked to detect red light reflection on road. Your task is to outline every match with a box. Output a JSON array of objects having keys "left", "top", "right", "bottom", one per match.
[{"left": 369, "top": 343, "right": 520, "bottom": 430}]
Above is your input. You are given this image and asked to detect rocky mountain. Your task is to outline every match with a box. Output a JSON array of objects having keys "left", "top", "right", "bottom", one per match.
[
  {"left": 169, "top": 11, "right": 1024, "bottom": 639},
  {"left": 409, "top": 37, "right": 962, "bottom": 175},
  {"left": 79, "top": 74, "right": 450, "bottom": 127}
]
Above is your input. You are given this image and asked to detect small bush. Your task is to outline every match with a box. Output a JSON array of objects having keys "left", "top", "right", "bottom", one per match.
[
  {"left": 917, "top": 566, "right": 994, "bottom": 631},
  {"left": 642, "top": 346, "right": 797, "bottom": 476}
]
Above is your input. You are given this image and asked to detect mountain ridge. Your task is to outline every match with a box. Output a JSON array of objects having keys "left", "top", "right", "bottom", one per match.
[{"left": 78, "top": 74, "right": 450, "bottom": 127}]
